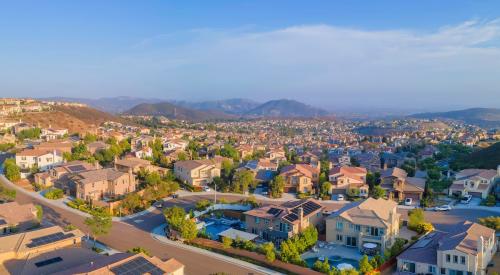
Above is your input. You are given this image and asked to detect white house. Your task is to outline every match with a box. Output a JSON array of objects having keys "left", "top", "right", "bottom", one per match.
[{"left": 15, "top": 149, "right": 64, "bottom": 173}]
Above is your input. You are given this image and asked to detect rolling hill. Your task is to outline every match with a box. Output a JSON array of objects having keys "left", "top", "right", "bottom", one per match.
[
  {"left": 174, "top": 98, "right": 260, "bottom": 115},
  {"left": 42, "top": 96, "right": 163, "bottom": 113},
  {"left": 409, "top": 108, "right": 500, "bottom": 128},
  {"left": 244, "top": 99, "right": 329, "bottom": 118},
  {"left": 11, "top": 105, "right": 126, "bottom": 133},
  {"left": 123, "top": 102, "right": 236, "bottom": 121},
  {"left": 452, "top": 142, "right": 500, "bottom": 170}
]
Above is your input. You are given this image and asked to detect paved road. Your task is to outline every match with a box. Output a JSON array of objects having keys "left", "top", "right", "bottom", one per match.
[{"left": 10, "top": 186, "right": 265, "bottom": 275}]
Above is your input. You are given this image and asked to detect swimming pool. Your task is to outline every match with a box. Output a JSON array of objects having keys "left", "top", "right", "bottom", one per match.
[
  {"left": 305, "top": 256, "right": 359, "bottom": 270},
  {"left": 204, "top": 223, "right": 231, "bottom": 240}
]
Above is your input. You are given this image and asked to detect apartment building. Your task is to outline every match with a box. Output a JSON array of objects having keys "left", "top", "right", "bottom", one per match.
[
  {"left": 397, "top": 221, "right": 496, "bottom": 275},
  {"left": 244, "top": 199, "right": 324, "bottom": 245},
  {"left": 325, "top": 198, "right": 400, "bottom": 253}
]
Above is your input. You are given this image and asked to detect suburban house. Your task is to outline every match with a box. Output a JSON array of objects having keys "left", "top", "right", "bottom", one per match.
[
  {"left": 325, "top": 198, "right": 400, "bottom": 253},
  {"left": 52, "top": 253, "right": 185, "bottom": 275},
  {"left": 329, "top": 154, "right": 351, "bottom": 167},
  {"left": 86, "top": 141, "right": 109, "bottom": 154},
  {"left": 448, "top": 167, "right": 500, "bottom": 199},
  {"left": 15, "top": 149, "right": 64, "bottom": 172},
  {"left": 34, "top": 160, "right": 98, "bottom": 190},
  {"left": 236, "top": 144, "right": 254, "bottom": 159},
  {"left": 70, "top": 168, "right": 136, "bottom": 201},
  {"left": 380, "top": 167, "right": 426, "bottom": 202},
  {"left": 297, "top": 151, "right": 321, "bottom": 170},
  {"left": 134, "top": 146, "right": 153, "bottom": 159},
  {"left": 0, "top": 225, "right": 84, "bottom": 265},
  {"left": 0, "top": 202, "right": 38, "bottom": 235},
  {"left": 163, "top": 139, "right": 188, "bottom": 151},
  {"left": 244, "top": 199, "right": 324, "bottom": 245},
  {"left": 328, "top": 166, "right": 369, "bottom": 197},
  {"left": 33, "top": 141, "right": 73, "bottom": 154},
  {"left": 397, "top": 221, "right": 496, "bottom": 275},
  {"left": 114, "top": 156, "right": 167, "bottom": 175},
  {"left": 174, "top": 160, "right": 221, "bottom": 187},
  {"left": 265, "top": 148, "right": 287, "bottom": 163},
  {"left": 41, "top": 127, "right": 68, "bottom": 141},
  {"left": 279, "top": 164, "right": 319, "bottom": 193},
  {"left": 245, "top": 159, "right": 278, "bottom": 172}
]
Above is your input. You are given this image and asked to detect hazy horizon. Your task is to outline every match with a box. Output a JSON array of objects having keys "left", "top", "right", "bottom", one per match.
[{"left": 1, "top": 1, "right": 500, "bottom": 111}]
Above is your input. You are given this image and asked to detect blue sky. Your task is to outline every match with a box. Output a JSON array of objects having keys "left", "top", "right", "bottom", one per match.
[{"left": 1, "top": 1, "right": 499, "bottom": 111}]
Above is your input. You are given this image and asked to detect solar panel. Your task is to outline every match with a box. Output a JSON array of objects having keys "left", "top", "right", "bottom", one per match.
[
  {"left": 267, "top": 208, "right": 283, "bottom": 216},
  {"left": 283, "top": 213, "right": 299, "bottom": 222},
  {"left": 26, "top": 232, "right": 75, "bottom": 248},
  {"left": 412, "top": 239, "right": 432, "bottom": 248},
  {"left": 68, "top": 165, "right": 86, "bottom": 172},
  {"left": 110, "top": 256, "right": 164, "bottom": 275}
]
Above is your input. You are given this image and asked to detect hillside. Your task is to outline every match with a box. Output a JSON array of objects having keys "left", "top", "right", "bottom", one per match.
[
  {"left": 124, "top": 102, "right": 236, "bottom": 121},
  {"left": 42, "top": 96, "right": 163, "bottom": 113},
  {"left": 245, "top": 99, "right": 328, "bottom": 118},
  {"left": 174, "top": 98, "right": 260, "bottom": 115},
  {"left": 452, "top": 142, "right": 500, "bottom": 170},
  {"left": 409, "top": 108, "right": 500, "bottom": 128},
  {"left": 11, "top": 105, "right": 126, "bottom": 133}
]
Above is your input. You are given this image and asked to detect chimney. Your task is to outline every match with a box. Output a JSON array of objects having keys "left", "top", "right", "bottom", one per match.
[
  {"left": 478, "top": 236, "right": 484, "bottom": 257},
  {"left": 298, "top": 207, "right": 304, "bottom": 231}
]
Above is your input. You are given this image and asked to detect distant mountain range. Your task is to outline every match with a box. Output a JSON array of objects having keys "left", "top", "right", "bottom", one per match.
[
  {"left": 124, "top": 102, "right": 237, "bottom": 121},
  {"left": 409, "top": 108, "right": 500, "bottom": 128},
  {"left": 244, "top": 99, "right": 328, "bottom": 118},
  {"left": 173, "top": 98, "right": 260, "bottom": 115},
  {"left": 124, "top": 99, "right": 329, "bottom": 121}
]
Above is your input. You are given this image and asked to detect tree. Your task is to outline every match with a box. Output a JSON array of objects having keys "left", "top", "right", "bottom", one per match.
[
  {"left": 478, "top": 216, "right": 500, "bottom": 231},
  {"left": 359, "top": 255, "right": 373, "bottom": 274},
  {"left": 127, "top": 246, "right": 151, "bottom": 256},
  {"left": 269, "top": 175, "right": 285, "bottom": 198},
  {"left": 408, "top": 208, "right": 425, "bottom": 231},
  {"left": 259, "top": 242, "right": 276, "bottom": 262},
  {"left": 35, "top": 205, "right": 43, "bottom": 223},
  {"left": 232, "top": 170, "right": 255, "bottom": 193},
  {"left": 121, "top": 193, "right": 144, "bottom": 213},
  {"left": 195, "top": 199, "right": 212, "bottom": 211},
  {"left": 164, "top": 206, "right": 187, "bottom": 230},
  {"left": 4, "top": 159, "right": 20, "bottom": 181},
  {"left": 180, "top": 218, "right": 198, "bottom": 241},
  {"left": 84, "top": 210, "right": 112, "bottom": 247},
  {"left": 313, "top": 258, "right": 331, "bottom": 273},
  {"left": 320, "top": 181, "right": 332, "bottom": 198},
  {"left": 372, "top": 185, "right": 386, "bottom": 199},
  {"left": 222, "top": 236, "right": 233, "bottom": 249}
]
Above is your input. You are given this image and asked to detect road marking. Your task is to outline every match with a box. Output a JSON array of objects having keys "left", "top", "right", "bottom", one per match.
[{"left": 134, "top": 219, "right": 144, "bottom": 223}]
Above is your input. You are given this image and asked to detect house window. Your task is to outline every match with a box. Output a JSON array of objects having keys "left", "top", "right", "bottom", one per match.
[
  {"left": 460, "top": 256, "right": 465, "bottom": 264},
  {"left": 355, "top": 225, "right": 361, "bottom": 232},
  {"left": 336, "top": 234, "right": 343, "bottom": 241},
  {"left": 440, "top": 268, "right": 446, "bottom": 275},
  {"left": 446, "top": 254, "right": 451, "bottom": 262},
  {"left": 370, "top": 227, "right": 379, "bottom": 236},
  {"left": 255, "top": 217, "right": 260, "bottom": 224},
  {"left": 336, "top": 221, "right": 343, "bottom": 230},
  {"left": 453, "top": 255, "right": 458, "bottom": 263},
  {"left": 401, "top": 262, "right": 415, "bottom": 273},
  {"left": 428, "top": 265, "right": 436, "bottom": 273}
]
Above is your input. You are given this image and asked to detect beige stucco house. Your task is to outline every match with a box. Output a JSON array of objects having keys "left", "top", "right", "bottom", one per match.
[
  {"left": 397, "top": 221, "right": 496, "bottom": 275},
  {"left": 174, "top": 160, "right": 220, "bottom": 187},
  {"left": 448, "top": 168, "right": 499, "bottom": 199},
  {"left": 70, "top": 168, "right": 136, "bottom": 201},
  {"left": 325, "top": 198, "right": 400, "bottom": 253}
]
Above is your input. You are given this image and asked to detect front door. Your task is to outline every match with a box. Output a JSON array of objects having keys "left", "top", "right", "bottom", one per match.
[{"left": 346, "top": 236, "right": 357, "bottom": 247}]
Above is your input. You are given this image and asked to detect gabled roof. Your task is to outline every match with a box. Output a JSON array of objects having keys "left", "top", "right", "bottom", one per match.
[
  {"left": 328, "top": 198, "right": 398, "bottom": 228},
  {"left": 438, "top": 221, "right": 495, "bottom": 255}
]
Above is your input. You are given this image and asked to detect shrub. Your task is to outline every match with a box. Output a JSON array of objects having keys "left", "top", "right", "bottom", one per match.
[
  {"left": 195, "top": 199, "right": 213, "bottom": 211},
  {"left": 416, "top": 222, "right": 434, "bottom": 234},
  {"left": 222, "top": 236, "right": 233, "bottom": 249},
  {"left": 43, "top": 188, "right": 64, "bottom": 200},
  {"left": 260, "top": 242, "right": 275, "bottom": 263},
  {"left": 479, "top": 216, "right": 500, "bottom": 231},
  {"left": 482, "top": 195, "right": 497, "bottom": 207},
  {"left": 4, "top": 159, "right": 20, "bottom": 181},
  {"left": 127, "top": 247, "right": 151, "bottom": 256},
  {"left": 359, "top": 255, "right": 374, "bottom": 274}
]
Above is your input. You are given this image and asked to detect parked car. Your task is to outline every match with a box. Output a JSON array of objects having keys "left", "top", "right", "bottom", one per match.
[
  {"left": 171, "top": 194, "right": 179, "bottom": 199},
  {"left": 203, "top": 186, "right": 211, "bottom": 192},
  {"left": 460, "top": 195, "right": 472, "bottom": 204},
  {"left": 434, "top": 205, "right": 452, "bottom": 211},
  {"left": 404, "top": 198, "right": 413, "bottom": 206},
  {"left": 154, "top": 201, "right": 163, "bottom": 208},
  {"left": 337, "top": 194, "right": 345, "bottom": 201}
]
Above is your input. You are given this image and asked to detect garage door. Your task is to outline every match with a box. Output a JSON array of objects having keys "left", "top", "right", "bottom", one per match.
[
  {"left": 404, "top": 192, "right": 421, "bottom": 200},
  {"left": 469, "top": 192, "right": 482, "bottom": 198}
]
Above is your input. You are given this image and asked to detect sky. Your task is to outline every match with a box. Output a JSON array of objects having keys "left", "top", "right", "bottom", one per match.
[{"left": 0, "top": 0, "right": 499, "bottom": 112}]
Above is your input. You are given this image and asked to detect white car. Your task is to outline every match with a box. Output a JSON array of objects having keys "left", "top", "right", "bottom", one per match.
[
  {"left": 461, "top": 195, "right": 472, "bottom": 204},
  {"left": 203, "top": 186, "right": 211, "bottom": 192},
  {"left": 404, "top": 198, "right": 413, "bottom": 206},
  {"left": 337, "top": 194, "right": 345, "bottom": 201},
  {"left": 434, "top": 205, "right": 452, "bottom": 211}
]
